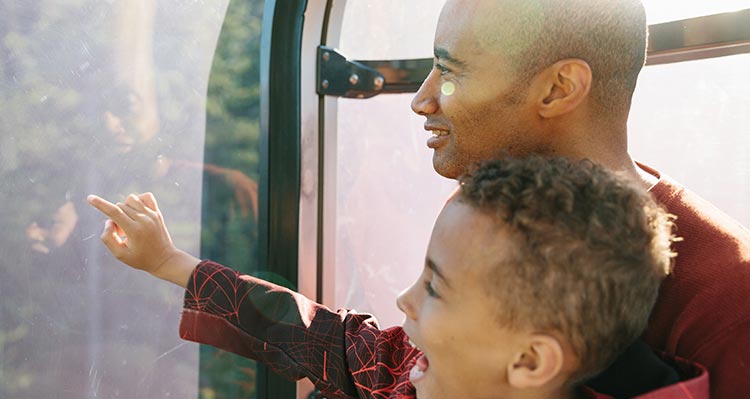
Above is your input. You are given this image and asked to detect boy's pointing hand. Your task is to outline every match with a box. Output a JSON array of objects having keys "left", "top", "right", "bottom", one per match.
[{"left": 87, "top": 193, "right": 198, "bottom": 287}]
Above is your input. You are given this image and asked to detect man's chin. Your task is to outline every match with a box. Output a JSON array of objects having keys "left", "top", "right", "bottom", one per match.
[{"left": 432, "top": 158, "right": 462, "bottom": 180}]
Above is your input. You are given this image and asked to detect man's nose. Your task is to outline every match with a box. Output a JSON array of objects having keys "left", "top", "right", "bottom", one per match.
[{"left": 410, "top": 71, "right": 439, "bottom": 116}]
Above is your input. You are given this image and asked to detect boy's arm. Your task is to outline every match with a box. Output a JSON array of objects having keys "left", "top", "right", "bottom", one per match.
[
  {"left": 87, "top": 193, "right": 198, "bottom": 287},
  {"left": 88, "top": 193, "right": 418, "bottom": 397},
  {"left": 181, "top": 260, "right": 419, "bottom": 399}
]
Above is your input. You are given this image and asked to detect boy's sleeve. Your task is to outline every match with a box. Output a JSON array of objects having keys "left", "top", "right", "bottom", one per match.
[{"left": 179, "top": 260, "right": 418, "bottom": 399}]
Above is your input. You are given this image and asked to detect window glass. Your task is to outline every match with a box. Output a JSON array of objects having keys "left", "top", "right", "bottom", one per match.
[
  {"left": 337, "top": 0, "right": 750, "bottom": 59},
  {"left": 199, "top": 1, "right": 265, "bottom": 398},
  {"left": 338, "top": 0, "right": 447, "bottom": 60},
  {"left": 334, "top": 95, "right": 456, "bottom": 328},
  {"left": 629, "top": 54, "right": 750, "bottom": 227},
  {"left": 642, "top": 0, "right": 748, "bottom": 24},
  {"left": 333, "top": 0, "right": 455, "bottom": 329},
  {"left": 0, "top": 0, "right": 264, "bottom": 398}
]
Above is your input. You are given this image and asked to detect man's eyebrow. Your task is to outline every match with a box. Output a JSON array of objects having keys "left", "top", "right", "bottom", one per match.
[
  {"left": 426, "top": 257, "right": 451, "bottom": 288},
  {"left": 434, "top": 47, "right": 466, "bottom": 68}
]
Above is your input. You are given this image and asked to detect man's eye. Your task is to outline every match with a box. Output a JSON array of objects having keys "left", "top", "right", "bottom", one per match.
[
  {"left": 434, "top": 63, "right": 450, "bottom": 76},
  {"left": 424, "top": 281, "right": 440, "bottom": 298}
]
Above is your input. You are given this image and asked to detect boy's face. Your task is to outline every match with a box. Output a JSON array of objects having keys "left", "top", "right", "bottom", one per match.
[{"left": 397, "top": 198, "right": 527, "bottom": 398}]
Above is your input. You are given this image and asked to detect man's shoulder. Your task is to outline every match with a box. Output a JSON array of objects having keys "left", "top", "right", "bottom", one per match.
[
  {"left": 647, "top": 170, "right": 749, "bottom": 303},
  {"left": 649, "top": 171, "right": 749, "bottom": 258},
  {"left": 642, "top": 167, "right": 750, "bottom": 396}
]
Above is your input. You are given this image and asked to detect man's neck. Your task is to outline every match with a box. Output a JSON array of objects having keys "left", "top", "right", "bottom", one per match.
[
  {"left": 545, "top": 118, "right": 651, "bottom": 188},
  {"left": 636, "top": 163, "right": 660, "bottom": 191},
  {"left": 601, "top": 156, "right": 660, "bottom": 192},
  {"left": 559, "top": 143, "right": 656, "bottom": 191}
]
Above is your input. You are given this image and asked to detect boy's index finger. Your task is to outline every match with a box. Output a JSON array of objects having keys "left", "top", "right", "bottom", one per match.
[
  {"left": 87, "top": 194, "right": 123, "bottom": 218},
  {"left": 87, "top": 195, "right": 134, "bottom": 227}
]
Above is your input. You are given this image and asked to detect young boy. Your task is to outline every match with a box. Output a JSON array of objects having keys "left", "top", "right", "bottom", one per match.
[{"left": 88, "top": 156, "right": 707, "bottom": 398}]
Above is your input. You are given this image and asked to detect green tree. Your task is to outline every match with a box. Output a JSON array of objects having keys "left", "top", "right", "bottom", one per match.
[{"left": 200, "top": 0, "right": 265, "bottom": 398}]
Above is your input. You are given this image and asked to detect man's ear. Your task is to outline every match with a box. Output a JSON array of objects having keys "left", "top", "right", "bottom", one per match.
[
  {"left": 533, "top": 59, "right": 592, "bottom": 119},
  {"left": 507, "top": 334, "right": 565, "bottom": 388}
]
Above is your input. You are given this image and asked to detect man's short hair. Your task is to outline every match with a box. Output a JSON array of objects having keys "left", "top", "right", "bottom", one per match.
[
  {"left": 497, "top": 0, "right": 648, "bottom": 113},
  {"left": 458, "top": 156, "right": 674, "bottom": 380}
]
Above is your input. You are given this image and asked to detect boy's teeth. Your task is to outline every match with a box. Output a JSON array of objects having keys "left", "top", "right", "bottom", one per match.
[
  {"left": 409, "top": 354, "right": 429, "bottom": 383},
  {"left": 411, "top": 364, "right": 424, "bottom": 378},
  {"left": 431, "top": 130, "right": 449, "bottom": 137}
]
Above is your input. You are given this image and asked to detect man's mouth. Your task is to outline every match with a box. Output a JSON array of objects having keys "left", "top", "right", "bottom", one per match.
[{"left": 426, "top": 128, "right": 450, "bottom": 149}]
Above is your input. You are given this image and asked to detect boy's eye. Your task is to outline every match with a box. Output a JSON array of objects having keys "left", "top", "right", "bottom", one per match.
[{"left": 424, "top": 280, "right": 441, "bottom": 298}]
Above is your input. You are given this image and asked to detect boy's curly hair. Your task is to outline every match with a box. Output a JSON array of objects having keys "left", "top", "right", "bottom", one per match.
[{"left": 459, "top": 156, "right": 674, "bottom": 380}]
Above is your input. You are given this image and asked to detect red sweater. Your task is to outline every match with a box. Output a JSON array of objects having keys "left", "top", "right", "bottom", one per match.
[
  {"left": 179, "top": 261, "right": 708, "bottom": 399},
  {"left": 642, "top": 165, "right": 750, "bottom": 398}
]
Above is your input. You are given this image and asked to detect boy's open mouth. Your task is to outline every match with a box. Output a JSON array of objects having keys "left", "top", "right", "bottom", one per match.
[
  {"left": 409, "top": 353, "right": 430, "bottom": 383},
  {"left": 407, "top": 338, "right": 430, "bottom": 383}
]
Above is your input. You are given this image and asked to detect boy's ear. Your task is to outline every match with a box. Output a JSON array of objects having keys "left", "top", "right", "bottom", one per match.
[
  {"left": 507, "top": 334, "right": 565, "bottom": 388},
  {"left": 532, "top": 59, "right": 592, "bottom": 119}
]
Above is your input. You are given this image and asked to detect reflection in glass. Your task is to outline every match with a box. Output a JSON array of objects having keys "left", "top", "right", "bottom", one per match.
[
  {"left": 0, "top": 1, "right": 233, "bottom": 397},
  {"left": 199, "top": 0, "right": 265, "bottom": 398}
]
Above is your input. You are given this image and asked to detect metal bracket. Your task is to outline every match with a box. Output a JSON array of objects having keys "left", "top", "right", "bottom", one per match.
[{"left": 317, "top": 46, "right": 385, "bottom": 99}]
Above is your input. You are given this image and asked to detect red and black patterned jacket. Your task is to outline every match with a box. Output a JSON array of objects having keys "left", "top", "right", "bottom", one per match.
[{"left": 179, "top": 261, "right": 708, "bottom": 399}]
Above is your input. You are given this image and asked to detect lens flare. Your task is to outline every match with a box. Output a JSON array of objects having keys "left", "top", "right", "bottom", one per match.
[{"left": 441, "top": 81, "right": 456, "bottom": 97}]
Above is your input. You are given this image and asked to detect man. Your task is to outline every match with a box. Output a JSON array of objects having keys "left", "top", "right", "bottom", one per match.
[{"left": 410, "top": 1, "right": 750, "bottom": 397}]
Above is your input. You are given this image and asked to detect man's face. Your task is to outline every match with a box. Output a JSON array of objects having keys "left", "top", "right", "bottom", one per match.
[
  {"left": 397, "top": 199, "right": 525, "bottom": 398},
  {"left": 411, "top": 0, "right": 541, "bottom": 179}
]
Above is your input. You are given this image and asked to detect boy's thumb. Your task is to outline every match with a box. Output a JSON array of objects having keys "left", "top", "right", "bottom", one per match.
[{"left": 100, "top": 219, "right": 127, "bottom": 259}]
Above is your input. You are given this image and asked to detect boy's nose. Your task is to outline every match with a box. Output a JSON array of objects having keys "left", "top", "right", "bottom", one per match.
[
  {"left": 410, "top": 71, "right": 439, "bottom": 116},
  {"left": 396, "top": 286, "right": 417, "bottom": 320}
]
